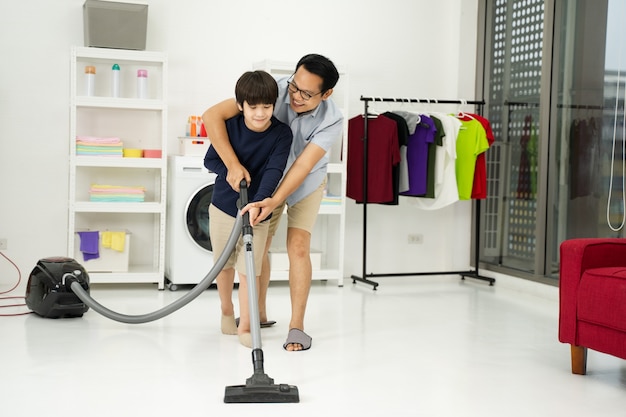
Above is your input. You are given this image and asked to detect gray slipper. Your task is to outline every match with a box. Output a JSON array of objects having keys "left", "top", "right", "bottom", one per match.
[
  {"left": 283, "top": 328, "right": 312, "bottom": 351},
  {"left": 235, "top": 317, "right": 276, "bottom": 328}
]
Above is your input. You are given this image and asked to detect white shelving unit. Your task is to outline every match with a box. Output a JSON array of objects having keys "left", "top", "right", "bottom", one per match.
[
  {"left": 68, "top": 46, "right": 168, "bottom": 289},
  {"left": 252, "top": 60, "right": 348, "bottom": 286}
]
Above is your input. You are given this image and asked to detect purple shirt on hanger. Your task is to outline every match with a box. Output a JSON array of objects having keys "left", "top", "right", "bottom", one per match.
[{"left": 400, "top": 114, "right": 436, "bottom": 196}]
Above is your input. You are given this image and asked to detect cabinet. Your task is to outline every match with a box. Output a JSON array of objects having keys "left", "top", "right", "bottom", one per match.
[
  {"left": 252, "top": 60, "right": 348, "bottom": 286},
  {"left": 68, "top": 46, "right": 168, "bottom": 289}
]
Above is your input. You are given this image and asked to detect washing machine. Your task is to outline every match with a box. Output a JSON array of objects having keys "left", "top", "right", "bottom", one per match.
[{"left": 165, "top": 155, "right": 218, "bottom": 290}]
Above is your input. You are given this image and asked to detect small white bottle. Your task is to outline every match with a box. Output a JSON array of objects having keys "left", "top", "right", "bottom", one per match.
[
  {"left": 85, "top": 66, "right": 96, "bottom": 96},
  {"left": 137, "top": 69, "right": 148, "bottom": 99},
  {"left": 195, "top": 115, "right": 202, "bottom": 137},
  {"left": 111, "top": 64, "right": 120, "bottom": 97}
]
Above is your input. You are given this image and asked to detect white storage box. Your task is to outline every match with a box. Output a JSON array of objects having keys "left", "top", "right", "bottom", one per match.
[
  {"left": 74, "top": 232, "right": 130, "bottom": 272},
  {"left": 269, "top": 250, "right": 321, "bottom": 271},
  {"left": 179, "top": 137, "right": 211, "bottom": 156}
]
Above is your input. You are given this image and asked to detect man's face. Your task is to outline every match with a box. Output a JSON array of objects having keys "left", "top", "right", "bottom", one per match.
[{"left": 287, "top": 66, "right": 332, "bottom": 114}]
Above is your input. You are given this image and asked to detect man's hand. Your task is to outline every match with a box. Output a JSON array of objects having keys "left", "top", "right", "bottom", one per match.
[
  {"left": 226, "top": 162, "right": 251, "bottom": 192},
  {"left": 246, "top": 206, "right": 262, "bottom": 226},
  {"left": 242, "top": 197, "right": 279, "bottom": 226}
]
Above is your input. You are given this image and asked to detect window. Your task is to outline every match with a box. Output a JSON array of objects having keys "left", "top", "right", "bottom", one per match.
[{"left": 479, "top": 0, "right": 623, "bottom": 283}]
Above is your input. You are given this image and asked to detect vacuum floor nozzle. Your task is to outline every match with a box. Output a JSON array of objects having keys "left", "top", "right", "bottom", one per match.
[{"left": 224, "top": 382, "right": 299, "bottom": 403}]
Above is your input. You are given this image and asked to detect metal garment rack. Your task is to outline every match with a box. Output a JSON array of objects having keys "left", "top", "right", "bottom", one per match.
[{"left": 350, "top": 95, "right": 496, "bottom": 290}]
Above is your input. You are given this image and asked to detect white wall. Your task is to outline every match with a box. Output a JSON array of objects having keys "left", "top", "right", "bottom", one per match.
[{"left": 0, "top": 0, "right": 479, "bottom": 292}]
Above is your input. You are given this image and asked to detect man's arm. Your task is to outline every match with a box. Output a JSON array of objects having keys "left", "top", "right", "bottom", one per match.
[
  {"left": 245, "top": 142, "right": 327, "bottom": 225},
  {"left": 201, "top": 98, "right": 249, "bottom": 191}
]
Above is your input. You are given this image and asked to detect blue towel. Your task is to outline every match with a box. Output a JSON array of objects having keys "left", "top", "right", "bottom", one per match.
[{"left": 77, "top": 231, "right": 100, "bottom": 261}]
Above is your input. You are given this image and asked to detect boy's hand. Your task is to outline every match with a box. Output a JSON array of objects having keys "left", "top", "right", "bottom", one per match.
[{"left": 226, "top": 162, "right": 251, "bottom": 192}]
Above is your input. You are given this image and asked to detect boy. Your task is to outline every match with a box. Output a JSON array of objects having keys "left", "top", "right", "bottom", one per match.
[{"left": 204, "top": 70, "right": 292, "bottom": 348}]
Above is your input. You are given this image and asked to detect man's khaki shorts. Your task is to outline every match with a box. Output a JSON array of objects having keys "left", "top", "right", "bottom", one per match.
[{"left": 268, "top": 178, "right": 326, "bottom": 236}]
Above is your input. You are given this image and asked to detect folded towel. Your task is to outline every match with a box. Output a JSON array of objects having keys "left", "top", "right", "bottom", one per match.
[
  {"left": 77, "top": 231, "right": 99, "bottom": 261},
  {"left": 90, "top": 185, "right": 145, "bottom": 193},
  {"left": 90, "top": 195, "right": 145, "bottom": 202},
  {"left": 76, "top": 141, "right": 124, "bottom": 147},
  {"left": 76, "top": 136, "right": 122, "bottom": 144}
]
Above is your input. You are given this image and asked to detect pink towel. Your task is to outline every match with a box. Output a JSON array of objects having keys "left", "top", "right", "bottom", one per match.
[{"left": 76, "top": 136, "right": 122, "bottom": 144}]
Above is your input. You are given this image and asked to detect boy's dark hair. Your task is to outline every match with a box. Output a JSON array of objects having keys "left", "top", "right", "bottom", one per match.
[
  {"left": 235, "top": 70, "right": 279, "bottom": 106},
  {"left": 295, "top": 54, "right": 340, "bottom": 93}
]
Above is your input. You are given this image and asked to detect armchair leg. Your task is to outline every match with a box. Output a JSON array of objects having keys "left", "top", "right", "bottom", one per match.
[{"left": 570, "top": 345, "right": 587, "bottom": 375}]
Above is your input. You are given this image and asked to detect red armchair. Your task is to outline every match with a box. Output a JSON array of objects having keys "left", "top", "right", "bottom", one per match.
[{"left": 559, "top": 238, "right": 626, "bottom": 374}]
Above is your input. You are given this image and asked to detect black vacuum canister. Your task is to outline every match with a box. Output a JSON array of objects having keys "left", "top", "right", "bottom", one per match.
[{"left": 25, "top": 257, "right": 90, "bottom": 318}]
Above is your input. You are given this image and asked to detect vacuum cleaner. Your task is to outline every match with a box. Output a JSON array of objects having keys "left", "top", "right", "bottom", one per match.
[
  {"left": 25, "top": 256, "right": 90, "bottom": 318},
  {"left": 24, "top": 181, "right": 299, "bottom": 403}
]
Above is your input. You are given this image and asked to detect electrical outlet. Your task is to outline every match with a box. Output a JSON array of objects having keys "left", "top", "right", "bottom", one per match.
[
  {"left": 0, "top": 238, "right": 7, "bottom": 250},
  {"left": 407, "top": 234, "right": 423, "bottom": 244}
]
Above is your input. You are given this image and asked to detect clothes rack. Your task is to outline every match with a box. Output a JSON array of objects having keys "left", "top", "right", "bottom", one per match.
[
  {"left": 350, "top": 95, "right": 496, "bottom": 290},
  {"left": 556, "top": 103, "right": 604, "bottom": 110}
]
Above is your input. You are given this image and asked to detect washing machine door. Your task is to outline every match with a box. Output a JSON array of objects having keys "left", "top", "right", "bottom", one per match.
[{"left": 186, "top": 184, "right": 213, "bottom": 252}]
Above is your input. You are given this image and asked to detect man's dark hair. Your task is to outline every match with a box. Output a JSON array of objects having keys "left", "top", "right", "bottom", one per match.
[
  {"left": 235, "top": 70, "right": 279, "bottom": 106},
  {"left": 295, "top": 54, "right": 340, "bottom": 93}
]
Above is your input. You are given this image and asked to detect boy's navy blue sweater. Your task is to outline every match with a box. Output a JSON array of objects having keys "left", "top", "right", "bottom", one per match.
[{"left": 204, "top": 114, "right": 293, "bottom": 219}]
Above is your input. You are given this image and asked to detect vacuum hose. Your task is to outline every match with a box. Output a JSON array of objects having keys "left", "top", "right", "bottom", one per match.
[{"left": 66, "top": 213, "right": 243, "bottom": 324}]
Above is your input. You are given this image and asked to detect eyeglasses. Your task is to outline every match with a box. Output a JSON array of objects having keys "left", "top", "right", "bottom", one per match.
[{"left": 287, "top": 77, "right": 322, "bottom": 101}]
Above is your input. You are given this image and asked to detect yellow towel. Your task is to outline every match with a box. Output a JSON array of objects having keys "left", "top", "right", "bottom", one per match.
[
  {"left": 101, "top": 231, "right": 112, "bottom": 248},
  {"left": 101, "top": 231, "right": 126, "bottom": 252},
  {"left": 110, "top": 231, "right": 126, "bottom": 252}
]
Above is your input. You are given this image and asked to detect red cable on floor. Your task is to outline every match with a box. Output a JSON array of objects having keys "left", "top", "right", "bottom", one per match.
[{"left": 0, "top": 250, "right": 32, "bottom": 316}]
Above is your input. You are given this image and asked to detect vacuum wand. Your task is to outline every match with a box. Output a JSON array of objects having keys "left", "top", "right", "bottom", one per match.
[
  {"left": 224, "top": 180, "right": 299, "bottom": 403},
  {"left": 239, "top": 179, "right": 262, "bottom": 350}
]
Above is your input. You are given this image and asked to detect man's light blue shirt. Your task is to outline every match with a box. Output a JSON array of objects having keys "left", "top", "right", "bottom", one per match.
[{"left": 273, "top": 76, "right": 344, "bottom": 206}]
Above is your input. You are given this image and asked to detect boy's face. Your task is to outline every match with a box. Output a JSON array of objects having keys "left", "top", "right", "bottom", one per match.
[
  {"left": 288, "top": 66, "right": 333, "bottom": 114},
  {"left": 239, "top": 101, "right": 274, "bottom": 132}
]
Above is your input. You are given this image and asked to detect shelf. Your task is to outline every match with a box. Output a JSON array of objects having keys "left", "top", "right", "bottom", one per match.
[
  {"left": 327, "top": 162, "right": 344, "bottom": 173},
  {"left": 319, "top": 203, "right": 342, "bottom": 215},
  {"left": 75, "top": 96, "right": 166, "bottom": 110},
  {"left": 87, "top": 269, "right": 164, "bottom": 285},
  {"left": 73, "top": 202, "right": 163, "bottom": 213},
  {"left": 74, "top": 156, "right": 164, "bottom": 168},
  {"left": 69, "top": 46, "right": 168, "bottom": 289},
  {"left": 74, "top": 46, "right": 166, "bottom": 63}
]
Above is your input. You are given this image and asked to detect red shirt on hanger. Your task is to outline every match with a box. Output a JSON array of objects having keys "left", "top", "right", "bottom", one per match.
[{"left": 347, "top": 115, "right": 400, "bottom": 203}]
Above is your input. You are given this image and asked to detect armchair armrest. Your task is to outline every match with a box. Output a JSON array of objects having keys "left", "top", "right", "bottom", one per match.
[{"left": 559, "top": 238, "right": 626, "bottom": 343}]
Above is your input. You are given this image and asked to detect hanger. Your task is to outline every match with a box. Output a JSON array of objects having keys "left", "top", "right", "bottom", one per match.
[
  {"left": 456, "top": 99, "right": 476, "bottom": 121},
  {"left": 365, "top": 97, "right": 382, "bottom": 118}
]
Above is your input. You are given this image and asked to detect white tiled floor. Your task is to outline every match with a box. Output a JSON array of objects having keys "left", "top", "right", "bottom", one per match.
[{"left": 3, "top": 275, "right": 625, "bottom": 417}]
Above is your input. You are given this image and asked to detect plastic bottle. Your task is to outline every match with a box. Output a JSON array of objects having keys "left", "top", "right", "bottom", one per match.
[
  {"left": 111, "top": 64, "right": 120, "bottom": 97},
  {"left": 186, "top": 116, "right": 193, "bottom": 136},
  {"left": 85, "top": 66, "right": 96, "bottom": 96},
  {"left": 137, "top": 69, "right": 148, "bottom": 99},
  {"left": 189, "top": 115, "right": 197, "bottom": 137},
  {"left": 195, "top": 116, "right": 202, "bottom": 137}
]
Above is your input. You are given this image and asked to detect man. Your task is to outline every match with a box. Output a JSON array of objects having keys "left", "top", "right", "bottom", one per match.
[{"left": 202, "top": 54, "right": 342, "bottom": 351}]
